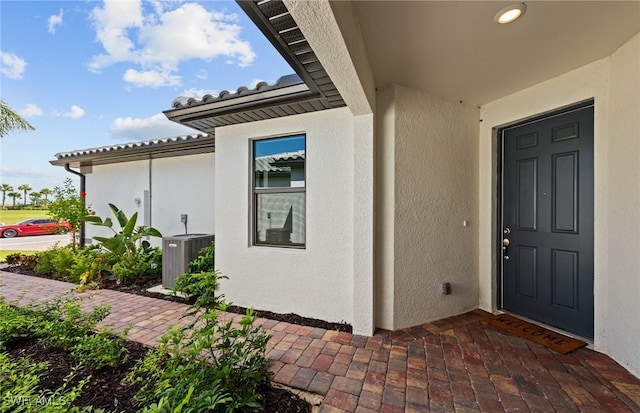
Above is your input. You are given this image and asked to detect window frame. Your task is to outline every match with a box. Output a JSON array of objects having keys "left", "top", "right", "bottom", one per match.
[{"left": 250, "top": 133, "right": 306, "bottom": 249}]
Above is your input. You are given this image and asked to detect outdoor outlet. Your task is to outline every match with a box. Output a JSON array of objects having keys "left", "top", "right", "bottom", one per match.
[
  {"left": 442, "top": 282, "right": 452, "bottom": 295},
  {"left": 180, "top": 214, "right": 188, "bottom": 235}
]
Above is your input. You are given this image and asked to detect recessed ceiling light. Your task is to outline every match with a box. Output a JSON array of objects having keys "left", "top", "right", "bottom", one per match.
[{"left": 494, "top": 3, "right": 527, "bottom": 24}]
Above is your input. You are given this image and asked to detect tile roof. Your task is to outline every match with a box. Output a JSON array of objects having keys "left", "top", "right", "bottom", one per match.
[
  {"left": 170, "top": 74, "right": 304, "bottom": 109},
  {"left": 50, "top": 133, "right": 214, "bottom": 168},
  {"left": 255, "top": 150, "right": 305, "bottom": 172}
]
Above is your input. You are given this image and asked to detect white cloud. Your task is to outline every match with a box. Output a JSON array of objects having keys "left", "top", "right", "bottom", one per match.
[
  {"left": 196, "top": 69, "right": 208, "bottom": 80},
  {"left": 88, "top": 1, "right": 255, "bottom": 88},
  {"left": 110, "top": 113, "right": 199, "bottom": 140},
  {"left": 123, "top": 68, "right": 180, "bottom": 88},
  {"left": 48, "top": 9, "right": 64, "bottom": 33},
  {"left": 64, "top": 105, "right": 85, "bottom": 119},
  {"left": 179, "top": 88, "right": 217, "bottom": 99},
  {"left": 0, "top": 51, "right": 27, "bottom": 79},
  {"left": 54, "top": 105, "right": 85, "bottom": 119},
  {"left": 19, "top": 104, "right": 43, "bottom": 118},
  {"left": 88, "top": 0, "right": 144, "bottom": 72},
  {"left": 138, "top": 3, "right": 255, "bottom": 67}
]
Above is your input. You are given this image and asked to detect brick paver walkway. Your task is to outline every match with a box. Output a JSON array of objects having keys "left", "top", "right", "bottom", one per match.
[{"left": 2, "top": 271, "right": 640, "bottom": 412}]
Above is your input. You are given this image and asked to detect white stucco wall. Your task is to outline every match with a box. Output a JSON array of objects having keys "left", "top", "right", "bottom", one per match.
[
  {"left": 151, "top": 154, "right": 215, "bottom": 237},
  {"left": 480, "top": 33, "right": 640, "bottom": 376},
  {"left": 83, "top": 153, "right": 215, "bottom": 246},
  {"left": 375, "top": 86, "right": 396, "bottom": 329},
  {"left": 215, "top": 108, "right": 358, "bottom": 328},
  {"left": 84, "top": 161, "right": 149, "bottom": 243},
  {"left": 376, "top": 84, "right": 480, "bottom": 330},
  {"left": 604, "top": 33, "right": 640, "bottom": 377}
]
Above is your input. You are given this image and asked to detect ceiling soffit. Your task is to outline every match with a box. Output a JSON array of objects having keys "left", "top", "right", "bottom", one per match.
[{"left": 351, "top": 1, "right": 640, "bottom": 105}]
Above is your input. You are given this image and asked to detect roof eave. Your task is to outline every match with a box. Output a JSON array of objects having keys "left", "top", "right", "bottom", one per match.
[
  {"left": 50, "top": 135, "right": 215, "bottom": 168},
  {"left": 164, "top": 82, "right": 312, "bottom": 122}
]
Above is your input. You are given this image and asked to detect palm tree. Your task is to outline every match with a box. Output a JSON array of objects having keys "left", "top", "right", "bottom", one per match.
[
  {"left": 17, "top": 184, "right": 31, "bottom": 206},
  {"left": 8, "top": 192, "right": 21, "bottom": 207},
  {"left": 0, "top": 183, "right": 13, "bottom": 209},
  {"left": 40, "top": 188, "right": 52, "bottom": 207},
  {"left": 29, "top": 192, "right": 41, "bottom": 206},
  {"left": 0, "top": 100, "right": 34, "bottom": 138}
]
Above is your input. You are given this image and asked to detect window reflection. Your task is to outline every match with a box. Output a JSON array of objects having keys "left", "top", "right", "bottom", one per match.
[
  {"left": 254, "top": 135, "right": 305, "bottom": 189},
  {"left": 253, "top": 134, "right": 306, "bottom": 247}
]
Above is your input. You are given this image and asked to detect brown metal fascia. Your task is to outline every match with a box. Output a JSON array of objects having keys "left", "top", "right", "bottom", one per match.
[
  {"left": 236, "top": 0, "right": 322, "bottom": 96},
  {"left": 166, "top": 88, "right": 323, "bottom": 125},
  {"left": 50, "top": 138, "right": 215, "bottom": 167}
]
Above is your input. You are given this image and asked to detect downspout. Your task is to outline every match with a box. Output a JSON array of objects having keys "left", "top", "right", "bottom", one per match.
[
  {"left": 63, "top": 164, "right": 86, "bottom": 248},
  {"left": 148, "top": 155, "right": 152, "bottom": 228}
]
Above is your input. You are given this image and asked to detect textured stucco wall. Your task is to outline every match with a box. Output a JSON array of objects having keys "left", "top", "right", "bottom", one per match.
[
  {"left": 215, "top": 108, "right": 358, "bottom": 328},
  {"left": 151, "top": 154, "right": 215, "bottom": 237},
  {"left": 83, "top": 153, "right": 215, "bottom": 246},
  {"left": 84, "top": 160, "right": 149, "bottom": 243},
  {"left": 352, "top": 113, "right": 375, "bottom": 335},
  {"left": 480, "top": 32, "right": 640, "bottom": 376},
  {"left": 375, "top": 85, "right": 480, "bottom": 330},
  {"left": 375, "top": 86, "right": 396, "bottom": 329},
  {"left": 604, "top": 33, "right": 640, "bottom": 377},
  {"left": 393, "top": 85, "right": 480, "bottom": 329}
]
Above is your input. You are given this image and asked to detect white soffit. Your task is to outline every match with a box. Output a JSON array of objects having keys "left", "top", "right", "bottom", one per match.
[{"left": 351, "top": 1, "right": 640, "bottom": 106}]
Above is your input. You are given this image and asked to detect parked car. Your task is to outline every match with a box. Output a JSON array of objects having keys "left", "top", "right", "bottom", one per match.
[{"left": 0, "top": 219, "right": 72, "bottom": 238}]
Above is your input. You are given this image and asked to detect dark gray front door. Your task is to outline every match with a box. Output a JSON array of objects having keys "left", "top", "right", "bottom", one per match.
[{"left": 501, "top": 104, "right": 594, "bottom": 338}]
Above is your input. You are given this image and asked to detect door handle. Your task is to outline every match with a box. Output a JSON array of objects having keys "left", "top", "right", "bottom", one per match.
[{"left": 503, "top": 237, "right": 510, "bottom": 260}]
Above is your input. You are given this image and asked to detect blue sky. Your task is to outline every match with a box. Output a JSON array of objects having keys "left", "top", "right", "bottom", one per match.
[{"left": 0, "top": 0, "right": 292, "bottom": 194}]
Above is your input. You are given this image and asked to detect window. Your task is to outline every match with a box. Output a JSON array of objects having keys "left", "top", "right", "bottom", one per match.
[{"left": 252, "top": 134, "right": 305, "bottom": 247}]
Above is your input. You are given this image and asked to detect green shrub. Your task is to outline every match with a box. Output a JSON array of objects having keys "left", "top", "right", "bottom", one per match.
[
  {"left": 0, "top": 353, "right": 94, "bottom": 413},
  {"left": 70, "top": 247, "right": 113, "bottom": 287},
  {"left": 35, "top": 246, "right": 71, "bottom": 278},
  {"left": 172, "top": 242, "right": 217, "bottom": 306},
  {"left": 51, "top": 248, "right": 75, "bottom": 280},
  {"left": 0, "top": 296, "right": 121, "bottom": 412},
  {"left": 0, "top": 301, "right": 43, "bottom": 350},
  {"left": 129, "top": 271, "right": 270, "bottom": 413},
  {"left": 36, "top": 298, "right": 111, "bottom": 350},
  {"left": 147, "top": 248, "right": 162, "bottom": 277},
  {"left": 85, "top": 204, "right": 163, "bottom": 285},
  {"left": 173, "top": 270, "right": 226, "bottom": 308},
  {"left": 70, "top": 329, "right": 129, "bottom": 369},
  {"left": 187, "top": 242, "right": 214, "bottom": 273}
]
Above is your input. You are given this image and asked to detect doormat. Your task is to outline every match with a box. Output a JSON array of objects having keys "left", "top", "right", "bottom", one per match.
[{"left": 485, "top": 313, "right": 587, "bottom": 354}]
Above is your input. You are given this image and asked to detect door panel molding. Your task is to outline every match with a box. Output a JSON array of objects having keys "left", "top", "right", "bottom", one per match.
[{"left": 498, "top": 100, "right": 594, "bottom": 338}]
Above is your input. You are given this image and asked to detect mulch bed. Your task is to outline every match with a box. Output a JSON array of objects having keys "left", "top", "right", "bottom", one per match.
[
  {"left": 4, "top": 336, "right": 310, "bottom": 412},
  {"left": 2, "top": 264, "right": 353, "bottom": 411},
  {"left": 2, "top": 265, "right": 352, "bottom": 333}
]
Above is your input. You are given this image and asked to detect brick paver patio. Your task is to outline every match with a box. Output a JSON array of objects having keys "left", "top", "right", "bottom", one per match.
[{"left": 2, "top": 271, "right": 639, "bottom": 412}]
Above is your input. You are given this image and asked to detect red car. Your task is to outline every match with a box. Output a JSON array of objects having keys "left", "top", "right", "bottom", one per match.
[{"left": 0, "top": 219, "right": 72, "bottom": 238}]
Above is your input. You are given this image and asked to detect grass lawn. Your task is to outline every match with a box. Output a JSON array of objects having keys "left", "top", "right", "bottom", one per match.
[
  {"left": 0, "top": 250, "right": 37, "bottom": 263},
  {"left": 0, "top": 209, "right": 50, "bottom": 224}
]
